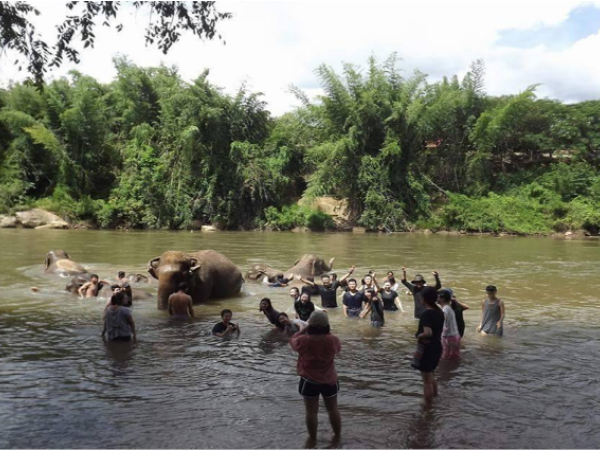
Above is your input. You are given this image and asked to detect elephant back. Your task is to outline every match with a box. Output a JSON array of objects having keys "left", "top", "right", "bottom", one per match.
[{"left": 189, "top": 250, "right": 243, "bottom": 298}]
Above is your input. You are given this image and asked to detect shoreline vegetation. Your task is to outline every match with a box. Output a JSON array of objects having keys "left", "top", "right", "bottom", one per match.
[{"left": 1, "top": 56, "right": 599, "bottom": 236}]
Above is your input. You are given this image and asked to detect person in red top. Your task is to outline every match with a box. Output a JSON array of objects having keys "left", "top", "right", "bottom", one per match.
[{"left": 289, "top": 310, "right": 342, "bottom": 441}]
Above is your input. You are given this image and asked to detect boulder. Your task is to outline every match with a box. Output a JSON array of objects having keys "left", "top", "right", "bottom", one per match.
[
  {"left": 298, "top": 196, "right": 350, "bottom": 220},
  {"left": 0, "top": 215, "right": 18, "bottom": 228},
  {"left": 352, "top": 227, "right": 367, "bottom": 233},
  {"left": 201, "top": 225, "right": 217, "bottom": 232},
  {"left": 15, "top": 209, "right": 65, "bottom": 228},
  {"left": 35, "top": 220, "right": 69, "bottom": 230}
]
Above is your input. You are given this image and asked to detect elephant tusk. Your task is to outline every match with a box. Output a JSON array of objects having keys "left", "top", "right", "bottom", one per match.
[{"left": 189, "top": 265, "right": 202, "bottom": 274}]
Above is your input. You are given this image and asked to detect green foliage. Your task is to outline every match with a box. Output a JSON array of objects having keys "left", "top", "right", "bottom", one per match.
[
  {"left": 263, "top": 205, "right": 334, "bottom": 231},
  {"left": 0, "top": 56, "right": 599, "bottom": 235}
]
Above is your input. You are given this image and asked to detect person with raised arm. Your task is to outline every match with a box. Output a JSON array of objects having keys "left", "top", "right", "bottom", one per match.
[
  {"left": 402, "top": 267, "right": 442, "bottom": 319},
  {"left": 296, "top": 266, "right": 355, "bottom": 308}
]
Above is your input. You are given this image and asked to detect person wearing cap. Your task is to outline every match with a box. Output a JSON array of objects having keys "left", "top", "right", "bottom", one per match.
[
  {"left": 289, "top": 311, "right": 342, "bottom": 441},
  {"left": 441, "top": 288, "right": 469, "bottom": 338},
  {"left": 477, "top": 285, "right": 504, "bottom": 336},
  {"left": 402, "top": 268, "right": 442, "bottom": 319}
]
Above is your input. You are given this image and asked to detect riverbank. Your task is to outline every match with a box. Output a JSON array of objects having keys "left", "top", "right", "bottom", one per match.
[{"left": 1, "top": 207, "right": 598, "bottom": 238}]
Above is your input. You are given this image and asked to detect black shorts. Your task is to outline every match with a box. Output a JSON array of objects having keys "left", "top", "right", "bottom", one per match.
[
  {"left": 299, "top": 377, "right": 339, "bottom": 398},
  {"left": 418, "top": 345, "right": 442, "bottom": 373}
]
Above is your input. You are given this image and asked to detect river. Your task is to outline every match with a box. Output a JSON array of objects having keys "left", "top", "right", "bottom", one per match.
[{"left": 0, "top": 229, "right": 599, "bottom": 448}]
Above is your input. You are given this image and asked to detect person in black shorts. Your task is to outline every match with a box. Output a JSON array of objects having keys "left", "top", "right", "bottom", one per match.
[
  {"left": 411, "top": 286, "right": 444, "bottom": 406},
  {"left": 296, "top": 266, "right": 355, "bottom": 308},
  {"left": 212, "top": 309, "right": 240, "bottom": 337}
]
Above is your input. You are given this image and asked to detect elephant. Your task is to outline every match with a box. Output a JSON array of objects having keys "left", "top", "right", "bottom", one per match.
[
  {"left": 45, "top": 250, "right": 87, "bottom": 277},
  {"left": 148, "top": 250, "right": 244, "bottom": 310},
  {"left": 246, "top": 254, "right": 335, "bottom": 282}
]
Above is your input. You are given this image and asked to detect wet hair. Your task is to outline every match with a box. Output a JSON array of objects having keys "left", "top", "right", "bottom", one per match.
[
  {"left": 347, "top": 278, "right": 357, "bottom": 285},
  {"left": 110, "top": 291, "right": 125, "bottom": 306},
  {"left": 289, "top": 287, "right": 300, "bottom": 295},
  {"left": 278, "top": 312, "right": 289, "bottom": 320},
  {"left": 387, "top": 275, "right": 396, "bottom": 285},
  {"left": 90, "top": 274, "right": 99, "bottom": 280},
  {"left": 276, "top": 273, "right": 285, "bottom": 280},
  {"left": 331, "top": 273, "right": 338, "bottom": 281},
  {"left": 259, "top": 297, "right": 273, "bottom": 312},
  {"left": 221, "top": 309, "right": 232, "bottom": 318},
  {"left": 387, "top": 271, "right": 394, "bottom": 277},
  {"left": 422, "top": 287, "right": 439, "bottom": 307},
  {"left": 118, "top": 271, "right": 125, "bottom": 278},
  {"left": 321, "top": 274, "right": 331, "bottom": 280},
  {"left": 178, "top": 282, "right": 188, "bottom": 292},
  {"left": 307, "top": 324, "right": 330, "bottom": 335}
]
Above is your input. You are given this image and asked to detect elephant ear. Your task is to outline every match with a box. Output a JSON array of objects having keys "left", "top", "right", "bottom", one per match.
[
  {"left": 189, "top": 258, "right": 202, "bottom": 274},
  {"left": 147, "top": 256, "right": 161, "bottom": 279},
  {"left": 326, "top": 257, "right": 335, "bottom": 272}
]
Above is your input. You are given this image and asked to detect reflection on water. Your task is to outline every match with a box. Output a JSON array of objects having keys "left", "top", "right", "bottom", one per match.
[{"left": 1, "top": 230, "right": 600, "bottom": 448}]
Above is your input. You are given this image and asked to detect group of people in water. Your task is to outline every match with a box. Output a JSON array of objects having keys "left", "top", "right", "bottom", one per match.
[{"left": 99, "top": 265, "right": 506, "bottom": 442}]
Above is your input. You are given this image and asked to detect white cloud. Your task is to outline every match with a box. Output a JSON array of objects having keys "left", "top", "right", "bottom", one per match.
[{"left": 0, "top": 1, "right": 599, "bottom": 115}]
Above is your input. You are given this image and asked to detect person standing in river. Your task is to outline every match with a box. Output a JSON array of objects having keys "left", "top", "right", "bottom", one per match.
[
  {"left": 296, "top": 266, "right": 355, "bottom": 308},
  {"left": 295, "top": 292, "right": 321, "bottom": 322},
  {"left": 168, "top": 282, "right": 195, "bottom": 319},
  {"left": 290, "top": 311, "right": 342, "bottom": 442},
  {"left": 438, "top": 290, "right": 461, "bottom": 360},
  {"left": 411, "top": 287, "right": 444, "bottom": 406},
  {"left": 402, "top": 268, "right": 442, "bottom": 319},
  {"left": 477, "top": 285, "right": 505, "bottom": 336},
  {"left": 442, "top": 288, "right": 469, "bottom": 338},
  {"left": 102, "top": 291, "right": 136, "bottom": 342},
  {"left": 380, "top": 281, "right": 404, "bottom": 312},
  {"left": 341, "top": 279, "right": 365, "bottom": 318},
  {"left": 386, "top": 271, "right": 400, "bottom": 292},
  {"left": 360, "top": 289, "right": 385, "bottom": 327}
]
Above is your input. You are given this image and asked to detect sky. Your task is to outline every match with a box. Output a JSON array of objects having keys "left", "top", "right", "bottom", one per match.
[{"left": 1, "top": 0, "right": 600, "bottom": 115}]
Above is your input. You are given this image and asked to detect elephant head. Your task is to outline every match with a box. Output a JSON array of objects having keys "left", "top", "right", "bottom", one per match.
[
  {"left": 148, "top": 251, "right": 201, "bottom": 309},
  {"left": 246, "top": 263, "right": 283, "bottom": 282},
  {"left": 286, "top": 254, "right": 335, "bottom": 278},
  {"left": 45, "top": 250, "right": 70, "bottom": 270}
]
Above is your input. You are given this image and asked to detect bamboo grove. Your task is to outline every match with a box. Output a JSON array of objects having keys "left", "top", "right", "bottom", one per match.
[{"left": 1, "top": 55, "right": 599, "bottom": 234}]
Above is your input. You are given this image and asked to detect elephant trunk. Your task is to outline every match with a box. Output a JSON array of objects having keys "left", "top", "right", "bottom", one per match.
[{"left": 157, "top": 285, "right": 172, "bottom": 310}]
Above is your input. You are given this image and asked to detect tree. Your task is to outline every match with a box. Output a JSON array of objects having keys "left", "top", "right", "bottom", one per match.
[{"left": 0, "top": 1, "right": 232, "bottom": 86}]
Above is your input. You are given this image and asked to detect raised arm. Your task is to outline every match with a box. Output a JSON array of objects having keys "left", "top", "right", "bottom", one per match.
[
  {"left": 295, "top": 274, "right": 315, "bottom": 287},
  {"left": 338, "top": 266, "right": 356, "bottom": 284},
  {"left": 401, "top": 268, "right": 414, "bottom": 291},
  {"left": 432, "top": 271, "right": 442, "bottom": 290},
  {"left": 372, "top": 273, "right": 380, "bottom": 291}
]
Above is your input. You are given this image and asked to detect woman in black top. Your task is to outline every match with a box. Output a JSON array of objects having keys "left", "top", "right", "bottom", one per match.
[
  {"left": 442, "top": 288, "right": 469, "bottom": 338},
  {"left": 259, "top": 298, "right": 284, "bottom": 330},
  {"left": 412, "top": 287, "right": 444, "bottom": 405},
  {"left": 294, "top": 292, "right": 316, "bottom": 322}
]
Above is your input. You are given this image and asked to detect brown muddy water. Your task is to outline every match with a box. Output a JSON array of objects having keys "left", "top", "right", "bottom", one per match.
[{"left": 0, "top": 229, "right": 599, "bottom": 449}]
